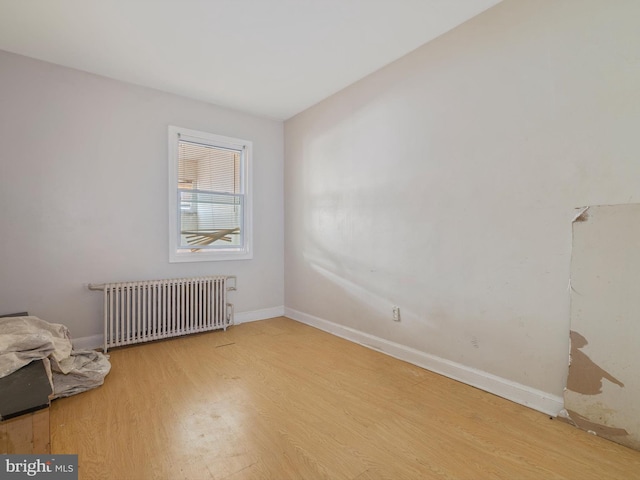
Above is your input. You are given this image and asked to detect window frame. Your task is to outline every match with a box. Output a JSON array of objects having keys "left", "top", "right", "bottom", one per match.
[{"left": 168, "top": 125, "right": 253, "bottom": 262}]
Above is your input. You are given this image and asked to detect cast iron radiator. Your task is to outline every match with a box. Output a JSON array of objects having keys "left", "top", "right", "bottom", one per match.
[{"left": 89, "top": 276, "right": 235, "bottom": 352}]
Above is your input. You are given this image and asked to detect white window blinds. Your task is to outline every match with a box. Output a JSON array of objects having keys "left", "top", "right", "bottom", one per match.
[
  {"left": 169, "top": 126, "right": 252, "bottom": 262},
  {"left": 177, "top": 139, "right": 244, "bottom": 250},
  {"left": 178, "top": 141, "right": 240, "bottom": 194}
]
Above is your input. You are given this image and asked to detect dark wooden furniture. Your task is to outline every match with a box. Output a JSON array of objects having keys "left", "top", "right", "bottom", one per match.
[{"left": 0, "top": 359, "right": 52, "bottom": 454}]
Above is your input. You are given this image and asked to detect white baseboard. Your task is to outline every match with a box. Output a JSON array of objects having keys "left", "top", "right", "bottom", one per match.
[
  {"left": 71, "top": 305, "right": 286, "bottom": 351},
  {"left": 72, "top": 334, "right": 103, "bottom": 351},
  {"left": 284, "top": 307, "right": 564, "bottom": 417},
  {"left": 233, "top": 305, "right": 285, "bottom": 324}
]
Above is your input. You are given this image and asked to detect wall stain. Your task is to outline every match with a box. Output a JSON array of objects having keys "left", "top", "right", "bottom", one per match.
[
  {"left": 564, "top": 409, "right": 629, "bottom": 437},
  {"left": 566, "top": 331, "right": 624, "bottom": 395}
]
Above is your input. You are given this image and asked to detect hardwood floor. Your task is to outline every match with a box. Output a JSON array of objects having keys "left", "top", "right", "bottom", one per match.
[{"left": 51, "top": 317, "right": 640, "bottom": 479}]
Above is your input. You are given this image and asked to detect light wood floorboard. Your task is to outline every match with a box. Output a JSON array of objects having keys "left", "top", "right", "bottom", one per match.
[{"left": 51, "top": 317, "right": 640, "bottom": 479}]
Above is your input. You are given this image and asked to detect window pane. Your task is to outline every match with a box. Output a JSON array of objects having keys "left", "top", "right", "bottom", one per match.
[
  {"left": 169, "top": 125, "right": 252, "bottom": 262},
  {"left": 178, "top": 140, "right": 240, "bottom": 194},
  {"left": 177, "top": 138, "right": 243, "bottom": 251},
  {"left": 179, "top": 191, "right": 243, "bottom": 250}
]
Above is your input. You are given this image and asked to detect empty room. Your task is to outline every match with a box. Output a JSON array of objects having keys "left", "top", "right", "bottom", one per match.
[{"left": 1, "top": 0, "right": 640, "bottom": 479}]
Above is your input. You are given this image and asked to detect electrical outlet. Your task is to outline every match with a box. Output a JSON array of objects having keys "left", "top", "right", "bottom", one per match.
[{"left": 392, "top": 306, "right": 401, "bottom": 322}]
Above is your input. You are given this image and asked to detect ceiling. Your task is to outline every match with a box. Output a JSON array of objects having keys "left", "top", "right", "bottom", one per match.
[{"left": 0, "top": 0, "right": 501, "bottom": 120}]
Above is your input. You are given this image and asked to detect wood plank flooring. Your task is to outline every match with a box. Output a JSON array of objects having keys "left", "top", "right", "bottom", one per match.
[{"left": 50, "top": 317, "right": 640, "bottom": 479}]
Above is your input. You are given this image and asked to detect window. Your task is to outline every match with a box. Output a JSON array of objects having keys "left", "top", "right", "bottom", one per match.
[{"left": 169, "top": 126, "right": 252, "bottom": 262}]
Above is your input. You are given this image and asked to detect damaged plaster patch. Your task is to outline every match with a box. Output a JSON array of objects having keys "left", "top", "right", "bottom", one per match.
[
  {"left": 566, "top": 203, "right": 640, "bottom": 451},
  {"left": 566, "top": 331, "right": 625, "bottom": 395},
  {"left": 563, "top": 409, "right": 629, "bottom": 437}
]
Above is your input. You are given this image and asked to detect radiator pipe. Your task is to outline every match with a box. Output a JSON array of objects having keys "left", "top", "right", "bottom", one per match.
[{"left": 88, "top": 276, "right": 237, "bottom": 292}]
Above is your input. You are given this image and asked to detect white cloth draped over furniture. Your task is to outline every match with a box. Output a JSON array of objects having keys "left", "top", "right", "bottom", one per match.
[{"left": 0, "top": 316, "right": 110, "bottom": 399}]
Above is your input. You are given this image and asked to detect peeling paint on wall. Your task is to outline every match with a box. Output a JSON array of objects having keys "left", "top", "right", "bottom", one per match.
[
  {"left": 563, "top": 409, "right": 629, "bottom": 437},
  {"left": 566, "top": 204, "right": 640, "bottom": 451},
  {"left": 572, "top": 206, "right": 590, "bottom": 223},
  {"left": 566, "top": 331, "right": 624, "bottom": 395}
]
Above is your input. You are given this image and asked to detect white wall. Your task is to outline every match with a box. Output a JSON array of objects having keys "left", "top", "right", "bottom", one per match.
[
  {"left": 284, "top": 0, "right": 640, "bottom": 406},
  {"left": 0, "top": 50, "right": 284, "bottom": 340}
]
